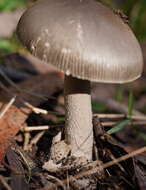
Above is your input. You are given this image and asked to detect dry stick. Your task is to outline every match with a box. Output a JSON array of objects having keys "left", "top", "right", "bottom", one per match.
[
  {"left": 23, "top": 113, "right": 146, "bottom": 132},
  {"left": 0, "top": 79, "right": 59, "bottom": 115},
  {"left": 75, "top": 146, "right": 146, "bottom": 178},
  {"left": 102, "top": 121, "right": 146, "bottom": 127},
  {"left": 23, "top": 131, "right": 30, "bottom": 151},
  {"left": 46, "top": 175, "right": 66, "bottom": 190},
  {"left": 23, "top": 126, "right": 51, "bottom": 132},
  {"left": 0, "top": 81, "right": 47, "bottom": 115},
  {"left": 47, "top": 146, "right": 146, "bottom": 190},
  {"left": 93, "top": 96, "right": 144, "bottom": 116},
  {"left": 1, "top": 70, "right": 145, "bottom": 118},
  {"left": 99, "top": 146, "right": 146, "bottom": 168},
  {"left": 1, "top": 71, "right": 145, "bottom": 124},
  {"left": 22, "top": 103, "right": 63, "bottom": 115},
  {"left": 23, "top": 125, "right": 60, "bottom": 132},
  {"left": 0, "top": 81, "right": 63, "bottom": 125},
  {"left": 23, "top": 101, "right": 48, "bottom": 114},
  {"left": 66, "top": 171, "right": 70, "bottom": 190},
  {"left": 29, "top": 131, "right": 45, "bottom": 147},
  {"left": 2, "top": 71, "right": 145, "bottom": 119},
  {"left": 94, "top": 113, "right": 146, "bottom": 120},
  {"left": 0, "top": 175, "right": 12, "bottom": 190},
  {"left": 0, "top": 96, "right": 16, "bottom": 120},
  {"left": 108, "top": 150, "right": 125, "bottom": 172},
  {"left": 94, "top": 113, "right": 126, "bottom": 119},
  {"left": 23, "top": 119, "right": 146, "bottom": 132}
]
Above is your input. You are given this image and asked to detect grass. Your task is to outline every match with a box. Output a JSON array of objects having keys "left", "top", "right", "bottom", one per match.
[
  {"left": 107, "top": 119, "right": 130, "bottom": 135},
  {"left": 0, "top": 35, "right": 21, "bottom": 55},
  {"left": 0, "top": 0, "right": 26, "bottom": 11},
  {"left": 0, "top": 0, "right": 27, "bottom": 54}
]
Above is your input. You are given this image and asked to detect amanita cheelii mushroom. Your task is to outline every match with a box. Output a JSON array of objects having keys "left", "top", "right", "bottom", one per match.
[{"left": 17, "top": 0, "right": 143, "bottom": 162}]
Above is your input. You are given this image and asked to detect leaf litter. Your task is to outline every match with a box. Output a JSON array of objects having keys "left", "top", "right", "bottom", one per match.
[{"left": 0, "top": 52, "right": 146, "bottom": 189}]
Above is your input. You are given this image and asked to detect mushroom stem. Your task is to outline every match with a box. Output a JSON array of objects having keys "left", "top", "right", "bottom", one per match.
[{"left": 64, "top": 75, "right": 93, "bottom": 160}]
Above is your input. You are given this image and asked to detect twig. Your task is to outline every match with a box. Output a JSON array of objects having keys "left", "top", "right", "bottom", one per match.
[
  {"left": 0, "top": 96, "right": 16, "bottom": 120},
  {"left": 23, "top": 126, "right": 51, "bottom": 132},
  {"left": 29, "top": 131, "right": 45, "bottom": 147},
  {"left": 23, "top": 125, "right": 63, "bottom": 132},
  {"left": 94, "top": 113, "right": 146, "bottom": 120},
  {"left": 93, "top": 97, "right": 144, "bottom": 116},
  {"left": 102, "top": 121, "right": 146, "bottom": 127},
  {"left": 23, "top": 119, "right": 146, "bottom": 133},
  {"left": 0, "top": 80, "right": 61, "bottom": 116},
  {"left": 47, "top": 146, "right": 146, "bottom": 190},
  {"left": 0, "top": 175, "right": 12, "bottom": 190},
  {"left": 100, "top": 146, "right": 146, "bottom": 169},
  {"left": 23, "top": 130, "right": 30, "bottom": 151},
  {"left": 0, "top": 80, "right": 47, "bottom": 114},
  {"left": 23, "top": 102, "right": 48, "bottom": 114},
  {"left": 46, "top": 175, "right": 66, "bottom": 190}
]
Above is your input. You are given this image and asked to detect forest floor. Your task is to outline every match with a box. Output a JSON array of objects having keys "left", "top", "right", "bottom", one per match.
[
  {"left": 0, "top": 46, "right": 145, "bottom": 189},
  {"left": 0, "top": 3, "right": 146, "bottom": 189}
]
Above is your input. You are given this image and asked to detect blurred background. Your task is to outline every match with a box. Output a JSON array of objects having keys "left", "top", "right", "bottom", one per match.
[{"left": 0, "top": 0, "right": 146, "bottom": 53}]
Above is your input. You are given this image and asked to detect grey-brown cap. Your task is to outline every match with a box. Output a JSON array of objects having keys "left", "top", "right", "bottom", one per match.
[{"left": 17, "top": 0, "right": 143, "bottom": 83}]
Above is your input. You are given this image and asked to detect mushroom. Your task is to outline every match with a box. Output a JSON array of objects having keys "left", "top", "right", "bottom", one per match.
[{"left": 17, "top": 0, "right": 143, "bottom": 161}]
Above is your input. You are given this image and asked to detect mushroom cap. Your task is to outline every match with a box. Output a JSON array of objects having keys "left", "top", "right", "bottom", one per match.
[{"left": 17, "top": 0, "right": 143, "bottom": 83}]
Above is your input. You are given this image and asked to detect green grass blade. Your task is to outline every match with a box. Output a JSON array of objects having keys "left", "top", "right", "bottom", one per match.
[
  {"left": 128, "top": 90, "right": 134, "bottom": 117},
  {"left": 0, "top": 39, "right": 14, "bottom": 52},
  {"left": 115, "top": 85, "right": 124, "bottom": 102},
  {"left": 107, "top": 119, "right": 130, "bottom": 135},
  {"left": 92, "top": 102, "right": 107, "bottom": 112}
]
